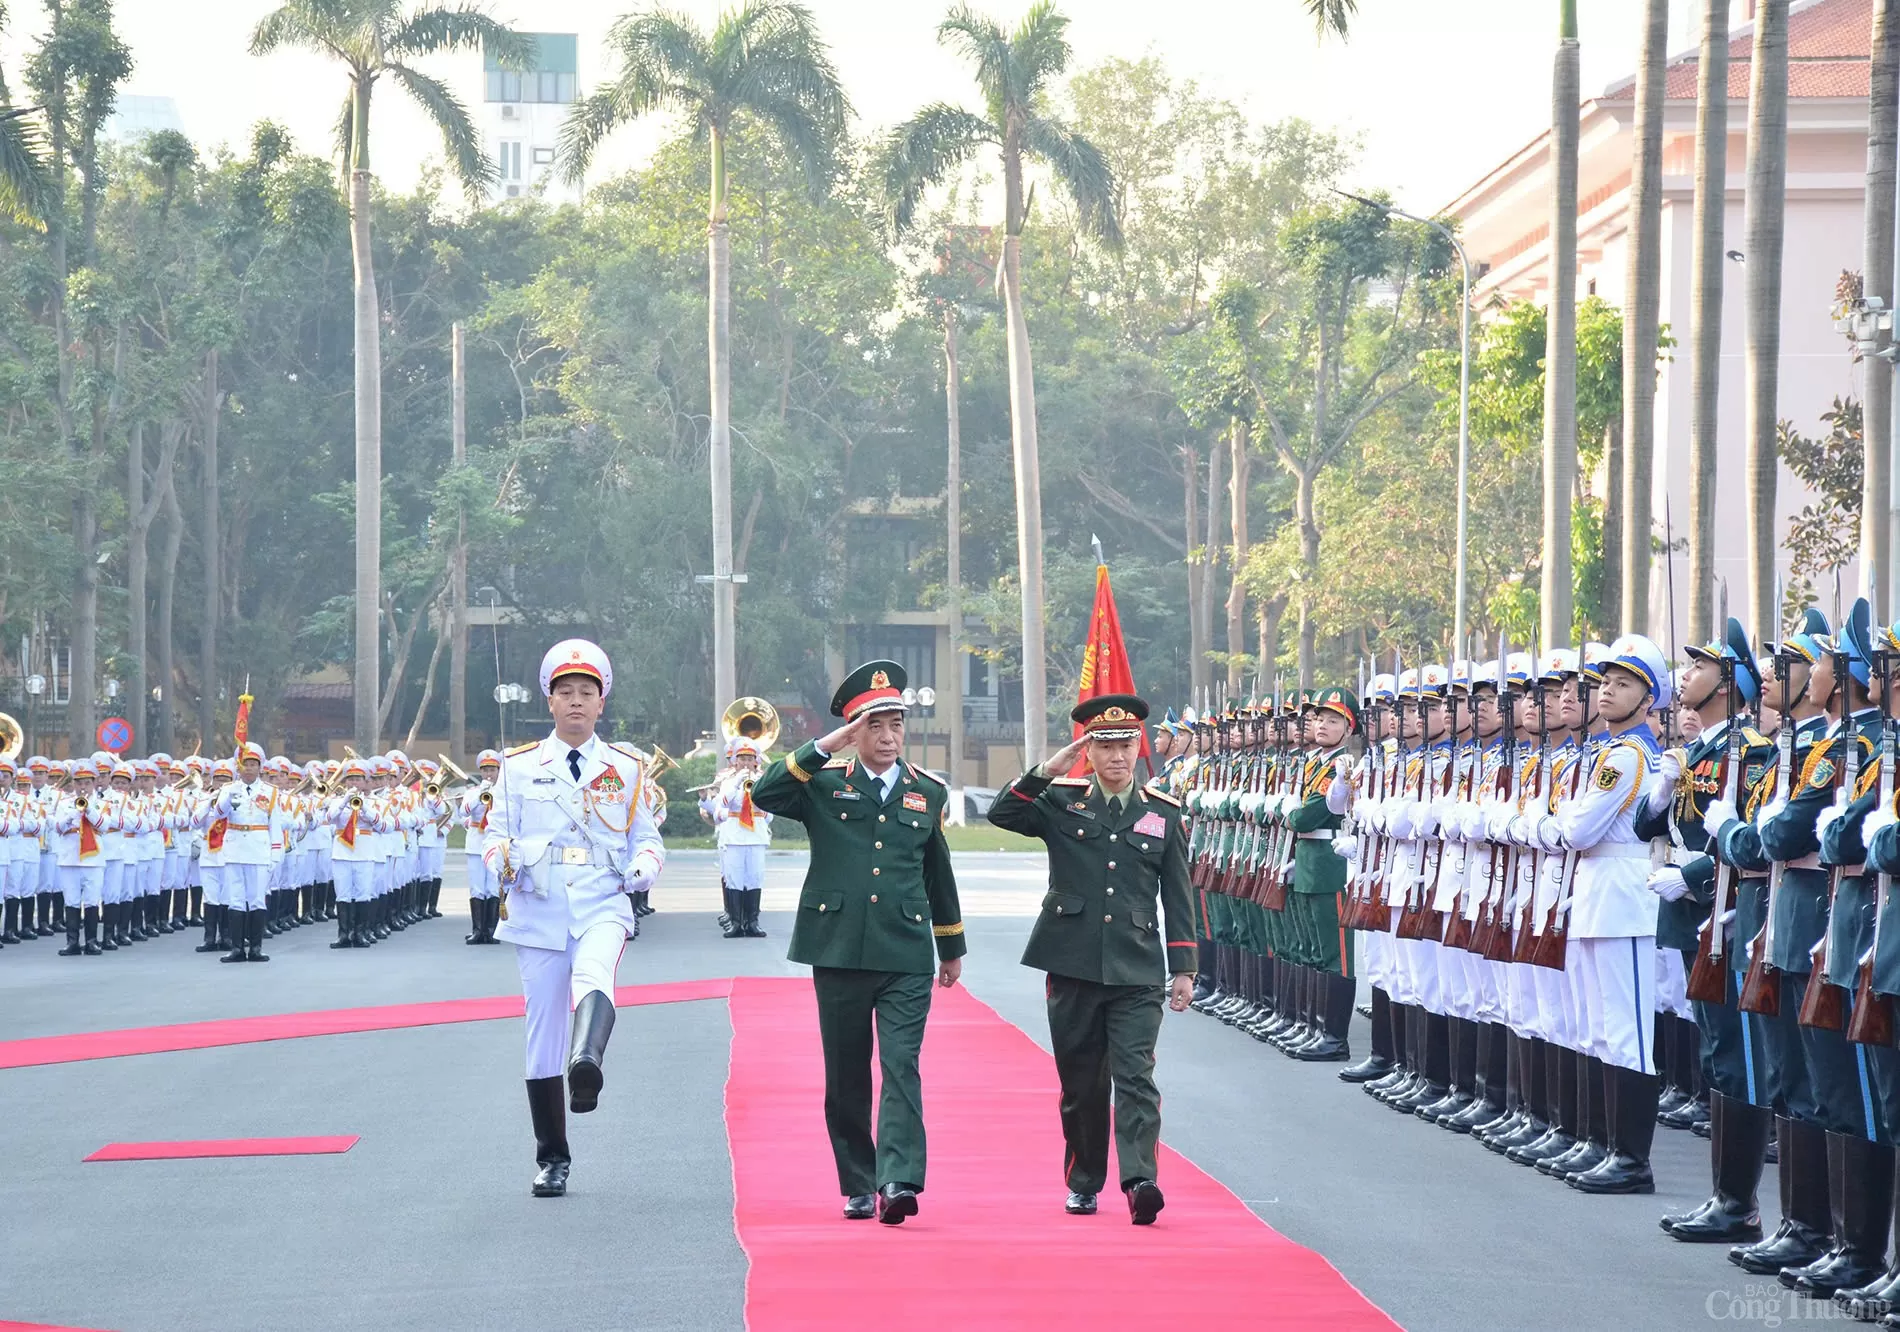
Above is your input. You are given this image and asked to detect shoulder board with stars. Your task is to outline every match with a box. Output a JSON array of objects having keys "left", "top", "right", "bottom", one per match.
[
  {"left": 823, "top": 756, "right": 852, "bottom": 770},
  {"left": 607, "top": 742, "right": 649, "bottom": 764},
  {"left": 1050, "top": 776, "right": 1090, "bottom": 788},
  {"left": 1143, "top": 782, "right": 1181, "bottom": 808},
  {"left": 908, "top": 764, "right": 945, "bottom": 787},
  {"left": 1741, "top": 727, "right": 1772, "bottom": 749},
  {"left": 504, "top": 740, "right": 537, "bottom": 757}
]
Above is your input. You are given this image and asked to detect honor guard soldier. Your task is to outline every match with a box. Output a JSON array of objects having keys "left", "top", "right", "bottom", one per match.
[
  {"left": 458, "top": 750, "right": 503, "bottom": 944},
  {"left": 1284, "top": 687, "right": 1359, "bottom": 1062},
  {"left": 702, "top": 736, "right": 771, "bottom": 939},
  {"left": 482, "top": 639, "right": 666, "bottom": 1199},
  {"left": 750, "top": 659, "right": 966, "bottom": 1225},
  {"left": 988, "top": 693, "right": 1196, "bottom": 1222}
]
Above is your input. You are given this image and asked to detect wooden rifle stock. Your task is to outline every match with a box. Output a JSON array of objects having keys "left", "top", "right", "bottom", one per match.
[
  {"left": 1797, "top": 863, "right": 1849, "bottom": 1031},
  {"left": 1738, "top": 930, "right": 1781, "bottom": 1015},
  {"left": 1848, "top": 945, "right": 1894, "bottom": 1045}
]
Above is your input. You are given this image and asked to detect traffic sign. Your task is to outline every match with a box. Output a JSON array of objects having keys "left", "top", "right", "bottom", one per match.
[{"left": 97, "top": 717, "right": 132, "bottom": 753}]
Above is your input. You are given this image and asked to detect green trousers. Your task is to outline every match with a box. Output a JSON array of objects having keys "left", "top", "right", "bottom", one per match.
[
  {"left": 811, "top": 966, "right": 934, "bottom": 1196},
  {"left": 1045, "top": 973, "right": 1165, "bottom": 1194}
]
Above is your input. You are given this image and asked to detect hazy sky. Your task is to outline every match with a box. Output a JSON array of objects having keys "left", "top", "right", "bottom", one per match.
[{"left": 15, "top": 0, "right": 1730, "bottom": 211}]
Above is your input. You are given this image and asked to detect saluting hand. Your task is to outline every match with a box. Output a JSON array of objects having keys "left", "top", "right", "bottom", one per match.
[
  {"left": 815, "top": 714, "right": 868, "bottom": 756},
  {"left": 1041, "top": 737, "right": 1088, "bottom": 777}
]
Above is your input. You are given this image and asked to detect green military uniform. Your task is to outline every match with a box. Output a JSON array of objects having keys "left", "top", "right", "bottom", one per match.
[
  {"left": 749, "top": 659, "right": 966, "bottom": 1216},
  {"left": 988, "top": 694, "right": 1195, "bottom": 1219}
]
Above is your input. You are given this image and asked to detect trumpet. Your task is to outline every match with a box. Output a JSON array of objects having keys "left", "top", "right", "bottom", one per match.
[
  {"left": 480, "top": 790, "right": 494, "bottom": 808},
  {"left": 75, "top": 795, "right": 88, "bottom": 812},
  {"left": 424, "top": 781, "right": 442, "bottom": 798},
  {"left": 348, "top": 794, "right": 365, "bottom": 811}
]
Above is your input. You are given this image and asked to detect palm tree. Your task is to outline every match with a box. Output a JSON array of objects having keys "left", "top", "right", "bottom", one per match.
[
  {"left": 1862, "top": 1, "right": 1898, "bottom": 619},
  {"left": 1619, "top": 0, "right": 1667, "bottom": 636},
  {"left": 882, "top": 2, "right": 1121, "bottom": 763},
  {"left": 1303, "top": 0, "right": 1356, "bottom": 38},
  {"left": 1541, "top": 0, "right": 1581, "bottom": 650},
  {"left": 560, "top": 2, "right": 847, "bottom": 728},
  {"left": 1686, "top": 0, "right": 1729, "bottom": 646},
  {"left": 250, "top": 1, "right": 530, "bottom": 752},
  {"left": 1743, "top": 1, "right": 1790, "bottom": 642}
]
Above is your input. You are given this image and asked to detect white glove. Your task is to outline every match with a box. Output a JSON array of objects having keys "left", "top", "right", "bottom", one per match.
[
  {"left": 1415, "top": 801, "right": 1445, "bottom": 838},
  {"left": 1486, "top": 805, "right": 1517, "bottom": 843},
  {"left": 1863, "top": 807, "right": 1900, "bottom": 844},
  {"left": 1814, "top": 800, "right": 1849, "bottom": 846},
  {"left": 1755, "top": 797, "right": 1788, "bottom": 831},
  {"left": 1330, "top": 833, "right": 1357, "bottom": 861},
  {"left": 1647, "top": 866, "right": 1690, "bottom": 902},
  {"left": 1280, "top": 792, "right": 1303, "bottom": 819},
  {"left": 1389, "top": 798, "right": 1421, "bottom": 839},
  {"left": 1657, "top": 750, "right": 1684, "bottom": 783},
  {"left": 1704, "top": 798, "right": 1740, "bottom": 832},
  {"left": 1506, "top": 815, "right": 1534, "bottom": 847}
]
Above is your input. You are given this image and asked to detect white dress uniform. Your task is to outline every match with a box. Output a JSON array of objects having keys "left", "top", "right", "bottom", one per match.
[
  {"left": 702, "top": 766, "right": 772, "bottom": 889},
  {"left": 459, "top": 779, "right": 499, "bottom": 901},
  {"left": 212, "top": 771, "right": 278, "bottom": 912}
]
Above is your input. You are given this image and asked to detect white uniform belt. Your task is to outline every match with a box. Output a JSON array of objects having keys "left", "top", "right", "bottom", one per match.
[
  {"left": 1785, "top": 853, "right": 1822, "bottom": 870},
  {"left": 229, "top": 824, "right": 269, "bottom": 832},
  {"left": 1296, "top": 830, "right": 1332, "bottom": 840},
  {"left": 1580, "top": 844, "right": 1651, "bottom": 860},
  {"left": 552, "top": 844, "right": 615, "bottom": 867}
]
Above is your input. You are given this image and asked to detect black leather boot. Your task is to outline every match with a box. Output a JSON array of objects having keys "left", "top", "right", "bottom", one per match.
[
  {"left": 745, "top": 888, "right": 767, "bottom": 938},
  {"left": 19, "top": 891, "right": 36, "bottom": 938},
  {"left": 59, "top": 906, "right": 82, "bottom": 956},
  {"left": 1784, "top": 1134, "right": 1894, "bottom": 1295},
  {"left": 1666, "top": 1092, "right": 1770, "bottom": 1241},
  {"left": 1571, "top": 1066, "right": 1659, "bottom": 1194},
  {"left": 1732, "top": 1117, "right": 1832, "bottom": 1274},
  {"left": 526, "top": 1076, "right": 570, "bottom": 1197},
  {"left": 40, "top": 890, "right": 59, "bottom": 935},
  {"left": 97, "top": 901, "right": 119, "bottom": 950},
  {"left": 1, "top": 896, "right": 19, "bottom": 944},
  {"left": 220, "top": 906, "right": 250, "bottom": 963},
  {"left": 485, "top": 896, "right": 504, "bottom": 943},
  {"left": 195, "top": 903, "right": 222, "bottom": 952},
  {"left": 465, "top": 896, "right": 484, "bottom": 944},
  {"left": 331, "top": 901, "right": 355, "bottom": 949},
  {"left": 245, "top": 908, "right": 269, "bottom": 962},
  {"left": 1836, "top": 1153, "right": 1900, "bottom": 1319},
  {"left": 1296, "top": 973, "right": 1355, "bottom": 1062},
  {"left": 427, "top": 877, "right": 443, "bottom": 918},
  {"left": 82, "top": 905, "right": 103, "bottom": 955},
  {"left": 371, "top": 895, "right": 390, "bottom": 940},
  {"left": 567, "top": 991, "right": 615, "bottom": 1114},
  {"left": 352, "top": 899, "right": 375, "bottom": 947}
]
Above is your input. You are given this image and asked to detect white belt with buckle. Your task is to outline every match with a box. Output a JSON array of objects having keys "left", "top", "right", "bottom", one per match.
[{"left": 558, "top": 846, "right": 594, "bottom": 866}]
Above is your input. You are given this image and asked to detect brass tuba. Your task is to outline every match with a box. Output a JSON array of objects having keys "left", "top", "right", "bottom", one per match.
[
  {"left": 0, "top": 712, "right": 21, "bottom": 763},
  {"left": 721, "top": 697, "right": 780, "bottom": 752}
]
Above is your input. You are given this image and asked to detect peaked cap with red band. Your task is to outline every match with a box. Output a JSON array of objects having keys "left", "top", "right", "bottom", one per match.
[
  {"left": 1072, "top": 693, "right": 1148, "bottom": 740},
  {"left": 831, "top": 658, "right": 907, "bottom": 721},
  {"left": 539, "top": 638, "right": 613, "bottom": 699}
]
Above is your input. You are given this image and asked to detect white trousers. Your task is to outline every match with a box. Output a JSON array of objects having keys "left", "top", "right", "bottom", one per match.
[
  {"left": 719, "top": 843, "right": 765, "bottom": 892},
  {"left": 224, "top": 862, "right": 268, "bottom": 911},
  {"left": 466, "top": 852, "right": 497, "bottom": 900},
  {"left": 1573, "top": 935, "right": 1660, "bottom": 1073},
  {"left": 60, "top": 865, "right": 104, "bottom": 909},
  {"left": 333, "top": 859, "right": 377, "bottom": 904},
  {"left": 515, "top": 921, "right": 628, "bottom": 1080},
  {"left": 1655, "top": 947, "right": 1690, "bottom": 1019},
  {"left": 4, "top": 856, "right": 29, "bottom": 900},
  {"left": 200, "top": 864, "right": 225, "bottom": 907}
]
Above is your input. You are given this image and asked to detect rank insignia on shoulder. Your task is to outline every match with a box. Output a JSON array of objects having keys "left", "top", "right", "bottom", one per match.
[
  {"left": 823, "top": 756, "right": 851, "bottom": 770},
  {"left": 1595, "top": 763, "right": 1622, "bottom": 792},
  {"left": 1050, "top": 776, "right": 1089, "bottom": 787},
  {"left": 1142, "top": 783, "right": 1181, "bottom": 807},
  {"left": 505, "top": 741, "right": 537, "bottom": 757},
  {"left": 909, "top": 764, "right": 945, "bottom": 787}
]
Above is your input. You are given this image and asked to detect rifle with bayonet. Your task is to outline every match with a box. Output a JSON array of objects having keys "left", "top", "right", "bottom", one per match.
[
  {"left": 1800, "top": 637, "right": 1866, "bottom": 1032},
  {"left": 1686, "top": 649, "right": 1745, "bottom": 1005},
  {"left": 1531, "top": 640, "right": 1591, "bottom": 972},
  {"left": 1849, "top": 641, "right": 1897, "bottom": 1045},
  {"left": 1739, "top": 640, "right": 1826, "bottom": 1017}
]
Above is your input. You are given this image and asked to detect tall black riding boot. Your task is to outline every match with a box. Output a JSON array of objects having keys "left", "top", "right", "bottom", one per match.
[
  {"left": 195, "top": 903, "right": 222, "bottom": 952},
  {"left": 41, "top": 890, "right": 60, "bottom": 935},
  {"left": 331, "top": 901, "right": 355, "bottom": 949},
  {"left": 18, "top": 891, "right": 35, "bottom": 938},
  {"left": 1449, "top": 1022, "right": 1510, "bottom": 1132},
  {"left": 1785, "top": 1134, "right": 1894, "bottom": 1295},
  {"left": 1, "top": 896, "right": 19, "bottom": 944},
  {"left": 465, "top": 895, "right": 484, "bottom": 944},
  {"left": 1368, "top": 1002, "right": 1414, "bottom": 1101},
  {"left": 1733, "top": 1117, "right": 1832, "bottom": 1273},
  {"left": 484, "top": 896, "right": 505, "bottom": 943},
  {"left": 173, "top": 886, "right": 190, "bottom": 928},
  {"left": 1552, "top": 1055, "right": 1611, "bottom": 1179},
  {"left": 245, "top": 908, "right": 270, "bottom": 962},
  {"left": 58, "top": 906, "right": 82, "bottom": 956},
  {"left": 82, "top": 905, "right": 102, "bottom": 956},
  {"left": 1572, "top": 1066, "right": 1660, "bottom": 1194},
  {"left": 1666, "top": 1092, "right": 1771, "bottom": 1241},
  {"left": 1339, "top": 985, "right": 1393, "bottom": 1081},
  {"left": 567, "top": 990, "right": 616, "bottom": 1114},
  {"left": 1516, "top": 1043, "right": 1579, "bottom": 1166},
  {"left": 526, "top": 1076, "right": 570, "bottom": 1197},
  {"left": 1297, "top": 973, "right": 1355, "bottom": 1062},
  {"left": 1422, "top": 1017, "right": 1479, "bottom": 1124},
  {"left": 427, "top": 877, "right": 443, "bottom": 918},
  {"left": 220, "top": 905, "right": 249, "bottom": 962},
  {"left": 1836, "top": 1153, "right": 1900, "bottom": 1318},
  {"left": 188, "top": 884, "right": 203, "bottom": 925},
  {"left": 1394, "top": 1011, "right": 1451, "bottom": 1113},
  {"left": 744, "top": 888, "right": 767, "bottom": 938},
  {"left": 98, "top": 901, "right": 119, "bottom": 951}
]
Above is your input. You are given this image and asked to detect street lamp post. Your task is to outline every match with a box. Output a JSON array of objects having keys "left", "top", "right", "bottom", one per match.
[{"left": 1335, "top": 191, "right": 1474, "bottom": 653}]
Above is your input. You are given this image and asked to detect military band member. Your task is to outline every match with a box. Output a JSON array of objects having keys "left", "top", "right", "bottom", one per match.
[
  {"left": 989, "top": 694, "right": 1195, "bottom": 1223},
  {"left": 52, "top": 759, "right": 110, "bottom": 955},
  {"left": 482, "top": 639, "right": 666, "bottom": 1199},
  {"left": 458, "top": 750, "right": 504, "bottom": 944},
  {"left": 750, "top": 659, "right": 965, "bottom": 1225},
  {"left": 701, "top": 737, "right": 771, "bottom": 939}
]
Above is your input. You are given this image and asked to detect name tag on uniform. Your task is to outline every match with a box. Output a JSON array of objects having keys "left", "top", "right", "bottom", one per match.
[
  {"left": 532, "top": 777, "right": 555, "bottom": 785},
  {"left": 832, "top": 789, "right": 862, "bottom": 800},
  {"left": 1133, "top": 812, "right": 1166, "bottom": 837},
  {"left": 902, "top": 791, "right": 928, "bottom": 813}
]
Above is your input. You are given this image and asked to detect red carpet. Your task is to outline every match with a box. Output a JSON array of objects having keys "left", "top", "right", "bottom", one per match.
[
  {"left": 0, "top": 1322, "right": 115, "bottom": 1331},
  {"left": 84, "top": 1136, "right": 359, "bottom": 1162},
  {"left": 0, "top": 978, "right": 732, "bottom": 1070},
  {"left": 723, "top": 976, "right": 1398, "bottom": 1331}
]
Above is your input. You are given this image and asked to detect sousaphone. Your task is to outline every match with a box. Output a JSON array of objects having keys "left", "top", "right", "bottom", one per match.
[{"left": 0, "top": 711, "right": 21, "bottom": 762}]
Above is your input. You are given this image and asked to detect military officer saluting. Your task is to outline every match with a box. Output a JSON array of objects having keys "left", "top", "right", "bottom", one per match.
[
  {"left": 988, "top": 694, "right": 1196, "bottom": 1224},
  {"left": 750, "top": 659, "right": 965, "bottom": 1225},
  {"left": 482, "top": 639, "right": 666, "bottom": 1199}
]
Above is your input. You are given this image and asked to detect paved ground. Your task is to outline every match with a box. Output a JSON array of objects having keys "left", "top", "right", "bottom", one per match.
[{"left": 1, "top": 852, "right": 1790, "bottom": 1331}]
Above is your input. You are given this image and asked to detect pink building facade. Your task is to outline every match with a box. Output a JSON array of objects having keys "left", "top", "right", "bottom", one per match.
[{"left": 1443, "top": 0, "right": 1879, "bottom": 637}]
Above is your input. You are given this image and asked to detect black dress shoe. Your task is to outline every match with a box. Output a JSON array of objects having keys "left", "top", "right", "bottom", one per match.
[
  {"left": 1065, "top": 1191, "right": 1098, "bottom": 1215},
  {"left": 1124, "top": 1178, "right": 1165, "bottom": 1226},
  {"left": 533, "top": 1160, "right": 569, "bottom": 1197},
  {"left": 1293, "top": 1035, "right": 1351, "bottom": 1062},
  {"left": 1338, "top": 1052, "right": 1394, "bottom": 1083},
  {"left": 877, "top": 1183, "right": 918, "bottom": 1225},
  {"left": 566, "top": 992, "right": 615, "bottom": 1114},
  {"left": 844, "top": 1194, "right": 876, "bottom": 1220},
  {"left": 1667, "top": 1195, "right": 1763, "bottom": 1243}
]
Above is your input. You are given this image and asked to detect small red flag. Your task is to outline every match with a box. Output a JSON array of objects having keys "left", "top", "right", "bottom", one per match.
[
  {"left": 233, "top": 693, "right": 253, "bottom": 749},
  {"left": 1069, "top": 561, "right": 1149, "bottom": 775}
]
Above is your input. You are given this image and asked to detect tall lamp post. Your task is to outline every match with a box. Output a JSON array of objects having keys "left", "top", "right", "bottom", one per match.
[{"left": 1335, "top": 190, "right": 1474, "bottom": 651}]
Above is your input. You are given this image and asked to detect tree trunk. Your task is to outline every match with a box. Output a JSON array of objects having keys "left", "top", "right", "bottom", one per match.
[
  {"left": 156, "top": 463, "right": 182, "bottom": 755},
  {"left": 1295, "top": 463, "right": 1320, "bottom": 688},
  {"left": 404, "top": 609, "right": 449, "bottom": 751},
  {"left": 1600, "top": 418, "right": 1624, "bottom": 634},
  {"left": 351, "top": 162, "right": 382, "bottom": 752},
  {"left": 1687, "top": 0, "right": 1729, "bottom": 646},
  {"left": 1183, "top": 445, "right": 1208, "bottom": 705},
  {"left": 944, "top": 310, "right": 965, "bottom": 802},
  {"left": 1000, "top": 240, "right": 1049, "bottom": 762},
  {"left": 449, "top": 321, "right": 468, "bottom": 767},
  {"left": 69, "top": 332, "right": 108, "bottom": 753},
  {"left": 1260, "top": 594, "right": 1286, "bottom": 699},
  {"left": 1200, "top": 439, "right": 1222, "bottom": 710},
  {"left": 127, "top": 420, "right": 147, "bottom": 755},
  {"left": 1865, "top": 0, "right": 1898, "bottom": 617},
  {"left": 1743, "top": 2, "right": 1790, "bottom": 643},
  {"left": 1225, "top": 417, "right": 1250, "bottom": 694},
  {"left": 708, "top": 127, "right": 738, "bottom": 727},
  {"left": 1619, "top": 0, "right": 1668, "bottom": 637},
  {"left": 198, "top": 349, "right": 221, "bottom": 748},
  {"left": 1541, "top": 6, "right": 1582, "bottom": 650}
]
